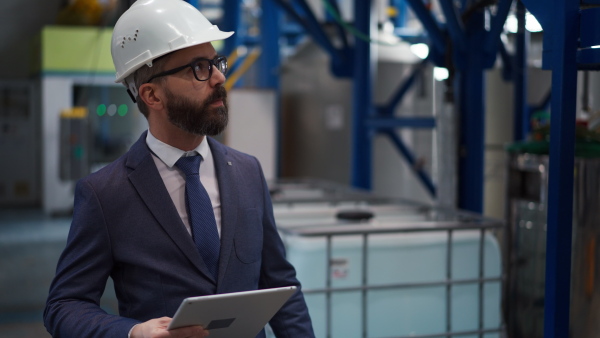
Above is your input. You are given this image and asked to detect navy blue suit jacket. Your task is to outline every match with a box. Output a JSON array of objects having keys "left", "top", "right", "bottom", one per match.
[{"left": 44, "top": 132, "right": 314, "bottom": 337}]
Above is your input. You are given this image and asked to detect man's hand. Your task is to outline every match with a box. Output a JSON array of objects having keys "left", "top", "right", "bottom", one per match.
[{"left": 130, "top": 317, "right": 209, "bottom": 338}]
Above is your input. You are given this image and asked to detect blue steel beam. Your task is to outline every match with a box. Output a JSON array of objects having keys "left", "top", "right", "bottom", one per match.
[
  {"left": 351, "top": 0, "right": 374, "bottom": 190},
  {"left": 457, "top": 9, "right": 486, "bottom": 213},
  {"left": 498, "top": 40, "right": 513, "bottom": 81},
  {"left": 543, "top": 2, "right": 579, "bottom": 338},
  {"left": 367, "top": 117, "right": 436, "bottom": 129},
  {"left": 384, "top": 130, "right": 437, "bottom": 197},
  {"left": 379, "top": 60, "right": 428, "bottom": 116},
  {"left": 577, "top": 49, "right": 600, "bottom": 69},
  {"left": 271, "top": 0, "right": 339, "bottom": 59},
  {"left": 183, "top": 0, "right": 200, "bottom": 9},
  {"left": 483, "top": 0, "right": 513, "bottom": 64},
  {"left": 402, "top": 0, "right": 446, "bottom": 55},
  {"left": 579, "top": 7, "right": 600, "bottom": 48},
  {"left": 260, "top": 0, "right": 281, "bottom": 89},
  {"left": 438, "top": 0, "right": 467, "bottom": 52},
  {"left": 391, "top": 0, "right": 408, "bottom": 28},
  {"left": 221, "top": 0, "right": 242, "bottom": 57},
  {"left": 261, "top": 0, "right": 283, "bottom": 176},
  {"left": 324, "top": 0, "right": 350, "bottom": 51},
  {"left": 513, "top": 0, "right": 529, "bottom": 141},
  {"left": 293, "top": 0, "right": 341, "bottom": 58}
]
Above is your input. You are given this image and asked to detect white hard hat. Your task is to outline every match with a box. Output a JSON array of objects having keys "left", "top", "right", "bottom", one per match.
[{"left": 111, "top": 0, "right": 233, "bottom": 91}]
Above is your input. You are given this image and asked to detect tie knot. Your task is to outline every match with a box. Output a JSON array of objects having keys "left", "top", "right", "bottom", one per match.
[{"left": 175, "top": 155, "right": 202, "bottom": 176}]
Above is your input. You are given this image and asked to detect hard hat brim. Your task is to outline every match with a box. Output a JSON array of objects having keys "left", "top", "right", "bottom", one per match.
[{"left": 114, "top": 29, "right": 234, "bottom": 84}]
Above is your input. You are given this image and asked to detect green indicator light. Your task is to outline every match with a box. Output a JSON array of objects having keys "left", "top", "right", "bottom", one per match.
[
  {"left": 73, "top": 145, "right": 84, "bottom": 160},
  {"left": 97, "top": 104, "right": 107, "bottom": 116},
  {"left": 118, "top": 104, "right": 128, "bottom": 116}
]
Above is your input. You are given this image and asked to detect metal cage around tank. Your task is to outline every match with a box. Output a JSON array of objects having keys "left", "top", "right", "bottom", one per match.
[{"left": 269, "top": 179, "right": 506, "bottom": 338}]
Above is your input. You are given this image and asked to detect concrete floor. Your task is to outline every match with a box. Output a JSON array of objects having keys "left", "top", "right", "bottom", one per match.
[
  {"left": 0, "top": 208, "right": 69, "bottom": 337},
  {"left": 0, "top": 208, "right": 117, "bottom": 337}
]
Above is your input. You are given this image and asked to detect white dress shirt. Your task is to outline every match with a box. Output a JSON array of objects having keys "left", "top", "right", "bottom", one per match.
[{"left": 145, "top": 130, "right": 222, "bottom": 237}]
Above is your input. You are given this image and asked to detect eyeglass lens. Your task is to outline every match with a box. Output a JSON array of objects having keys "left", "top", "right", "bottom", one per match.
[{"left": 193, "top": 57, "right": 227, "bottom": 81}]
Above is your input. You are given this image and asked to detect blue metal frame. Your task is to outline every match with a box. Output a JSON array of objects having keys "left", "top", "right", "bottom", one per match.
[
  {"left": 456, "top": 10, "right": 486, "bottom": 213},
  {"left": 383, "top": 130, "right": 437, "bottom": 196},
  {"left": 261, "top": 0, "right": 283, "bottom": 177},
  {"left": 514, "top": 1, "right": 529, "bottom": 142},
  {"left": 543, "top": 1, "right": 578, "bottom": 336},
  {"left": 520, "top": 0, "right": 580, "bottom": 337},
  {"left": 221, "top": 0, "right": 242, "bottom": 57},
  {"left": 351, "top": 0, "right": 374, "bottom": 190},
  {"left": 402, "top": 0, "right": 446, "bottom": 57}
]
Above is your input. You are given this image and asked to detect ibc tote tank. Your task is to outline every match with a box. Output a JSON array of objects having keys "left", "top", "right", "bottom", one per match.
[{"left": 268, "top": 182, "right": 504, "bottom": 338}]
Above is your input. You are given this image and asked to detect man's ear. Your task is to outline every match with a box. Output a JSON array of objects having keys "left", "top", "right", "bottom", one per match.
[{"left": 138, "top": 83, "right": 164, "bottom": 110}]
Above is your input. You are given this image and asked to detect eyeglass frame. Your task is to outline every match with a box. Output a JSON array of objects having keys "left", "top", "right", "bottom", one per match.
[{"left": 144, "top": 55, "right": 228, "bottom": 84}]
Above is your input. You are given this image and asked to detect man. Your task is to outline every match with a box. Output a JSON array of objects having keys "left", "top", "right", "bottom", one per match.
[{"left": 43, "top": 0, "right": 315, "bottom": 337}]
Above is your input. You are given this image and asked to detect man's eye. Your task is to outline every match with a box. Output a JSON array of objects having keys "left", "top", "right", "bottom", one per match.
[{"left": 193, "top": 62, "right": 207, "bottom": 72}]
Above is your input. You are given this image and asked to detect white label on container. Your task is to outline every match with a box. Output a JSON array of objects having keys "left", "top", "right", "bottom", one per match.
[{"left": 330, "top": 258, "right": 349, "bottom": 279}]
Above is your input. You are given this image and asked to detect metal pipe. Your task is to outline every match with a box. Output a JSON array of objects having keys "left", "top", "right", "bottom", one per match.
[
  {"left": 362, "top": 234, "right": 368, "bottom": 338},
  {"left": 478, "top": 229, "right": 485, "bottom": 338},
  {"left": 446, "top": 229, "right": 453, "bottom": 338},
  {"left": 326, "top": 235, "right": 332, "bottom": 338},
  {"left": 302, "top": 276, "right": 504, "bottom": 294},
  {"left": 279, "top": 221, "right": 504, "bottom": 237}
]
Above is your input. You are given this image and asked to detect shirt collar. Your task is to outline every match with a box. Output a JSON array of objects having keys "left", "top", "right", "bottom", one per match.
[{"left": 146, "top": 129, "right": 210, "bottom": 168}]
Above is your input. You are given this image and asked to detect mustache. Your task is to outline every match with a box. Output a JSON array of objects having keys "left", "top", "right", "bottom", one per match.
[{"left": 206, "top": 86, "right": 227, "bottom": 103}]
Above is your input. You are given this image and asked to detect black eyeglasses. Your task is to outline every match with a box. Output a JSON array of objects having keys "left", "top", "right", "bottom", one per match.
[{"left": 145, "top": 55, "right": 228, "bottom": 83}]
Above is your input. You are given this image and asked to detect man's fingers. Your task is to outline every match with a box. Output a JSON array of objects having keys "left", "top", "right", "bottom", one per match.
[{"left": 169, "top": 325, "right": 209, "bottom": 338}]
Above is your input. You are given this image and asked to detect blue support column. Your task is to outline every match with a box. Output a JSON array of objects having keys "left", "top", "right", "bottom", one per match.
[
  {"left": 457, "top": 11, "right": 486, "bottom": 213},
  {"left": 260, "top": 0, "right": 281, "bottom": 89},
  {"left": 351, "top": 0, "right": 374, "bottom": 190},
  {"left": 543, "top": 1, "right": 579, "bottom": 337},
  {"left": 221, "top": 0, "right": 242, "bottom": 57},
  {"left": 261, "top": 0, "right": 283, "bottom": 176},
  {"left": 514, "top": 1, "right": 529, "bottom": 141}
]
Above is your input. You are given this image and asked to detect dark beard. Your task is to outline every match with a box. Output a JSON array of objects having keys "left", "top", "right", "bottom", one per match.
[{"left": 165, "top": 86, "right": 229, "bottom": 136}]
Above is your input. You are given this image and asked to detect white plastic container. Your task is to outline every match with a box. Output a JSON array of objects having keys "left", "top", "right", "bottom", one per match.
[{"left": 277, "top": 209, "right": 503, "bottom": 338}]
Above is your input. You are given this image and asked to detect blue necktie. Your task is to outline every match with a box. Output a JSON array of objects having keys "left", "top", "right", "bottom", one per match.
[{"left": 175, "top": 155, "right": 220, "bottom": 279}]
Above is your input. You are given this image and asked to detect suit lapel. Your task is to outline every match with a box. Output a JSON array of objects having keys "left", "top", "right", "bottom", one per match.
[
  {"left": 126, "top": 132, "right": 215, "bottom": 282},
  {"left": 208, "top": 138, "right": 239, "bottom": 286}
]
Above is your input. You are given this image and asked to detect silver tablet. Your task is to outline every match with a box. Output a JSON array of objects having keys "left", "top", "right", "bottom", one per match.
[{"left": 167, "top": 286, "right": 297, "bottom": 337}]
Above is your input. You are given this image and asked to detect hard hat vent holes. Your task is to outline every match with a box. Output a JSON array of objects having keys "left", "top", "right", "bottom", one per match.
[{"left": 120, "top": 32, "right": 139, "bottom": 47}]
